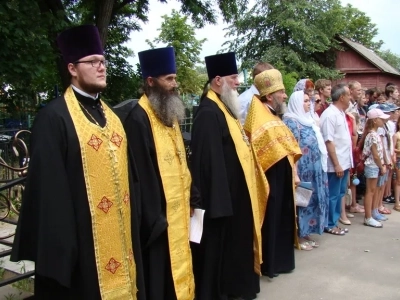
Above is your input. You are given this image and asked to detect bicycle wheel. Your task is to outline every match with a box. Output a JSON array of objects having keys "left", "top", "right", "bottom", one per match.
[
  {"left": 0, "top": 193, "right": 10, "bottom": 220},
  {"left": 9, "top": 184, "right": 24, "bottom": 215}
]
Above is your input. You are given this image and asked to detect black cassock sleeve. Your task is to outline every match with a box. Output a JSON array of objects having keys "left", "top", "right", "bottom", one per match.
[
  {"left": 190, "top": 105, "right": 234, "bottom": 218},
  {"left": 190, "top": 182, "right": 201, "bottom": 209},
  {"left": 11, "top": 108, "right": 78, "bottom": 288},
  {"left": 124, "top": 107, "right": 168, "bottom": 249}
]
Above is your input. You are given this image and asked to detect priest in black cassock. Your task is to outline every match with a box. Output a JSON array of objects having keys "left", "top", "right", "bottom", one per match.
[
  {"left": 190, "top": 52, "right": 268, "bottom": 300},
  {"left": 123, "top": 47, "right": 198, "bottom": 300},
  {"left": 11, "top": 25, "right": 144, "bottom": 299},
  {"left": 243, "top": 69, "right": 302, "bottom": 278}
]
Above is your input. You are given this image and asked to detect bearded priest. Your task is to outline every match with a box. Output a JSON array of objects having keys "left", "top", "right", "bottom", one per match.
[
  {"left": 244, "top": 69, "right": 302, "bottom": 278},
  {"left": 11, "top": 25, "right": 144, "bottom": 299},
  {"left": 123, "top": 47, "right": 198, "bottom": 300},
  {"left": 190, "top": 52, "right": 268, "bottom": 300}
]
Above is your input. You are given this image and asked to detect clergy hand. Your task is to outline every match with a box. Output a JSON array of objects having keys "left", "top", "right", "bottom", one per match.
[
  {"left": 294, "top": 174, "right": 300, "bottom": 187},
  {"left": 190, "top": 207, "right": 194, "bottom": 217}
]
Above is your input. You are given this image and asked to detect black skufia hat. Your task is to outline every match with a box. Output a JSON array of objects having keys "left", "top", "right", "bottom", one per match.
[
  {"left": 57, "top": 25, "right": 104, "bottom": 63},
  {"left": 138, "top": 47, "right": 177, "bottom": 79},
  {"left": 205, "top": 52, "right": 238, "bottom": 80}
]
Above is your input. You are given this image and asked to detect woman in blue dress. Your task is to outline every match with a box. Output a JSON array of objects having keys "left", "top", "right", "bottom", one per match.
[{"left": 283, "top": 90, "right": 329, "bottom": 251}]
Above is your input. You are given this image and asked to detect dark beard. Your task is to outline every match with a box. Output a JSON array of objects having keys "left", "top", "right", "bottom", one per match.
[
  {"left": 272, "top": 95, "right": 283, "bottom": 115},
  {"left": 79, "top": 79, "right": 106, "bottom": 94},
  {"left": 147, "top": 83, "right": 186, "bottom": 127}
]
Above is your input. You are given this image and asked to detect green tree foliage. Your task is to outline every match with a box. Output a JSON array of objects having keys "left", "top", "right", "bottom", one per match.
[
  {"left": 338, "top": 4, "right": 383, "bottom": 51},
  {"left": 377, "top": 49, "right": 400, "bottom": 71},
  {"left": 282, "top": 72, "right": 300, "bottom": 96},
  {"left": 147, "top": 9, "right": 207, "bottom": 99},
  {"left": 223, "top": 0, "right": 382, "bottom": 81},
  {"left": 1, "top": 0, "right": 245, "bottom": 115},
  {"left": 0, "top": 1, "right": 62, "bottom": 118}
]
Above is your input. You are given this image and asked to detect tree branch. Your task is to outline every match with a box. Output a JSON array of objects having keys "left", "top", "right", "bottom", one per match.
[{"left": 114, "top": 0, "right": 137, "bottom": 12}]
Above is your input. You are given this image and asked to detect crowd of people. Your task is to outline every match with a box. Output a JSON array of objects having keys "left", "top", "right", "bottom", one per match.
[{"left": 8, "top": 24, "right": 400, "bottom": 299}]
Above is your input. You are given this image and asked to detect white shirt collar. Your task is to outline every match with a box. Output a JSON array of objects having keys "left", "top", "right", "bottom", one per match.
[
  {"left": 331, "top": 103, "right": 344, "bottom": 114},
  {"left": 250, "top": 85, "right": 259, "bottom": 95},
  {"left": 266, "top": 104, "right": 275, "bottom": 112},
  {"left": 71, "top": 84, "right": 98, "bottom": 100}
]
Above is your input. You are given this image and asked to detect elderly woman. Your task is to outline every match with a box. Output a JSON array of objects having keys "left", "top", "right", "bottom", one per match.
[{"left": 283, "top": 90, "right": 329, "bottom": 250}]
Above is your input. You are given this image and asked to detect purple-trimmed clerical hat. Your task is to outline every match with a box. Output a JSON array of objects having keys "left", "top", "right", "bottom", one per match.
[
  {"left": 204, "top": 52, "right": 238, "bottom": 80},
  {"left": 57, "top": 25, "right": 104, "bottom": 63},
  {"left": 138, "top": 47, "right": 177, "bottom": 79}
]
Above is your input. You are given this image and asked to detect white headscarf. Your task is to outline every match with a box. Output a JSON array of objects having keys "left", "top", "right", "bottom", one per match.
[
  {"left": 293, "top": 78, "right": 319, "bottom": 122},
  {"left": 293, "top": 79, "right": 307, "bottom": 92},
  {"left": 284, "top": 90, "right": 328, "bottom": 172}
]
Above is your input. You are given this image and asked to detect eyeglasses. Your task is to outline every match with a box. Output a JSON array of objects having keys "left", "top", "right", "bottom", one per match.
[{"left": 74, "top": 60, "right": 108, "bottom": 68}]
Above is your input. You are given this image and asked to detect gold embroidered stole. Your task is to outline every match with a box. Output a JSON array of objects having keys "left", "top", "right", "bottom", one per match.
[
  {"left": 207, "top": 90, "right": 269, "bottom": 274},
  {"left": 244, "top": 96, "right": 302, "bottom": 248},
  {"left": 244, "top": 96, "right": 302, "bottom": 172},
  {"left": 138, "top": 95, "right": 194, "bottom": 300},
  {"left": 64, "top": 87, "right": 137, "bottom": 299}
]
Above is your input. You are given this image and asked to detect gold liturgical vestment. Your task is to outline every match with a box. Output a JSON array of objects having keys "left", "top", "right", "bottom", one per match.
[
  {"left": 244, "top": 96, "right": 302, "bottom": 172},
  {"left": 138, "top": 95, "right": 195, "bottom": 300},
  {"left": 64, "top": 87, "right": 137, "bottom": 299},
  {"left": 207, "top": 90, "right": 269, "bottom": 274},
  {"left": 244, "top": 96, "right": 302, "bottom": 247}
]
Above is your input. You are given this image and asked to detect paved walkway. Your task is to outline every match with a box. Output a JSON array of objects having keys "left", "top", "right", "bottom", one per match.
[
  {"left": 0, "top": 220, "right": 34, "bottom": 299},
  {"left": 258, "top": 203, "right": 400, "bottom": 300},
  {"left": 0, "top": 205, "right": 399, "bottom": 299}
]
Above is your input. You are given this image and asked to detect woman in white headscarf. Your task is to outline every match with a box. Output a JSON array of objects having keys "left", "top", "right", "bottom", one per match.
[
  {"left": 294, "top": 79, "right": 320, "bottom": 126},
  {"left": 283, "top": 90, "right": 329, "bottom": 251}
]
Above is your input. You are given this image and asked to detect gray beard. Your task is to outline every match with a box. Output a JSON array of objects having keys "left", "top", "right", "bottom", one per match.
[
  {"left": 220, "top": 82, "right": 240, "bottom": 119},
  {"left": 147, "top": 85, "right": 186, "bottom": 127}
]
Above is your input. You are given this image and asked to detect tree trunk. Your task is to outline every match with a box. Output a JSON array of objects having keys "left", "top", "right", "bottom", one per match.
[{"left": 96, "top": 0, "right": 115, "bottom": 47}]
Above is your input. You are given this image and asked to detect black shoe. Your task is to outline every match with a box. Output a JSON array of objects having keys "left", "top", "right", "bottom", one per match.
[
  {"left": 383, "top": 196, "right": 391, "bottom": 203},
  {"left": 261, "top": 272, "right": 279, "bottom": 278},
  {"left": 384, "top": 196, "right": 396, "bottom": 203},
  {"left": 242, "top": 294, "right": 257, "bottom": 300},
  {"left": 228, "top": 294, "right": 257, "bottom": 300}
]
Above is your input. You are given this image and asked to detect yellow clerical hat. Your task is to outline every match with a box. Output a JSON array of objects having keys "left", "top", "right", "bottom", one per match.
[{"left": 254, "top": 69, "right": 285, "bottom": 97}]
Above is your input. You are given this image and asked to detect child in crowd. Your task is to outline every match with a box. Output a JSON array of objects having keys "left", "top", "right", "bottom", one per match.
[
  {"left": 376, "top": 105, "right": 393, "bottom": 216},
  {"left": 377, "top": 94, "right": 386, "bottom": 104},
  {"left": 393, "top": 120, "right": 400, "bottom": 211},
  {"left": 347, "top": 113, "right": 364, "bottom": 217},
  {"left": 384, "top": 104, "right": 400, "bottom": 205},
  {"left": 379, "top": 103, "right": 398, "bottom": 205},
  {"left": 359, "top": 109, "right": 389, "bottom": 228},
  {"left": 357, "top": 90, "right": 367, "bottom": 134}
]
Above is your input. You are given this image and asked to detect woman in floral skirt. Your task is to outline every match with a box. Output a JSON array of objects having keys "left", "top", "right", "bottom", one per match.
[{"left": 283, "top": 90, "right": 329, "bottom": 250}]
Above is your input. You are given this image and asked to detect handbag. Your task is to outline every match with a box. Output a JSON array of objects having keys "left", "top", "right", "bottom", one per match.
[
  {"left": 353, "top": 146, "right": 365, "bottom": 174},
  {"left": 295, "top": 182, "right": 313, "bottom": 207}
]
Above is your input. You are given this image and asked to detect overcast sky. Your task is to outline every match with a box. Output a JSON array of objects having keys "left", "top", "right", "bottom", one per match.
[{"left": 127, "top": 0, "right": 399, "bottom": 65}]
